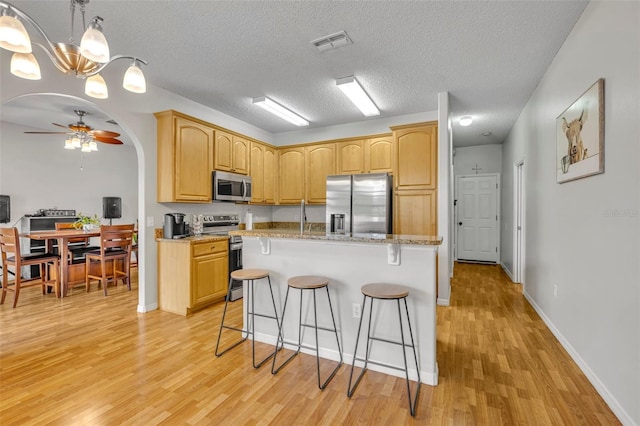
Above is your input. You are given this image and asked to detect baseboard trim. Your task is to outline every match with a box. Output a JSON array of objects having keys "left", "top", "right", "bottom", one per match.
[
  {"left": 523, "top": 291, "right": 634, "bottom": 426},
  {"left": 437, "top": 297, "right": 450, "bottom": 306},
  {"left": 137, "top": 302, "right": 158, "bottom": 313},
  {"left": 501, "top": 262, "right": 515, "bottom": 282}
]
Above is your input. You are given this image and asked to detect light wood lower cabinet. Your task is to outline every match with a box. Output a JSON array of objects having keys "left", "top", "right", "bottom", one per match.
[
  {"left": 158, "top": 239, "right": 229, "bottom": 316},
  {"left": 394, "top": 190, "right": 437, "bottom": 236}
]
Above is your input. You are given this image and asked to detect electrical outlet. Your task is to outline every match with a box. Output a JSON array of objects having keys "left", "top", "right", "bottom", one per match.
[
  {"left": 352, "top": 303, "right": 361, "bottom": 318},
  {"left": 553, "top": 284, "right": 558, "bottom": 299},
  {"left": 146, "top": 216, "right": 154, "bottom": 227},
  {"left": 293, "top": 214, "right": 299, "bottom": 221}
]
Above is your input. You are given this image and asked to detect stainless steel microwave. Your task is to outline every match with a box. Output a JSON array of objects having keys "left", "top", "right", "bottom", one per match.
[{"left": 213, "top": 171, "right": 252, "bottom": 202}]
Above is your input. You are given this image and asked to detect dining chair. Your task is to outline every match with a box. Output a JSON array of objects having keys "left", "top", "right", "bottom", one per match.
[
  {"left": 85, "top": 224, "right": 134, "bottom": 296},
  {"left": 0, "top": 227, "right": 60, "bottom": 308},
  {"left": 55, "top": 222, "right": 99, "bottom": 265}
]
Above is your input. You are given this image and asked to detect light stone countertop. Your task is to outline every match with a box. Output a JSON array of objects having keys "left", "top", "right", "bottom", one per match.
[
  {"left": 155, "top": 235, "right": 229, "bottom": 243},
  {"left": 230, "top": 229, "right": 442, "bottom": 246}
]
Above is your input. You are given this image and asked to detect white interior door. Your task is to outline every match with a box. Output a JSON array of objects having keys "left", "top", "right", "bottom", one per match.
[{"left": 456, "top": 174, "right": 499, "bottom": 262}]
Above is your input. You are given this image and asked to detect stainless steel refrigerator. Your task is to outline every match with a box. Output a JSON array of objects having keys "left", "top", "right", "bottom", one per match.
[{"left": 326, "top": 173, "right": 393, "bottom": 236}]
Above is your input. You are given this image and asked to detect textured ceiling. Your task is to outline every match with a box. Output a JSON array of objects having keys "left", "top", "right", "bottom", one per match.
[{"left": 1, "top": 0, "right": 588, "bottom": 147}]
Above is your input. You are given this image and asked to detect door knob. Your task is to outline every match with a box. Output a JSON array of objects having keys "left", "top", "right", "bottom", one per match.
[{"left": 458, "top": 222, "right": 462, "bottom": 226}]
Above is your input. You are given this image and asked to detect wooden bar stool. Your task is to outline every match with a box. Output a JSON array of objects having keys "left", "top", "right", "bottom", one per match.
[
  {"left": 215, "top": 268, "right": 281, "bottom": 368},
  {"left": 347, "top": 283, "right": 421, "bottom": 416},
  {"left": 271, "top": 275, "right": 342, "bottom": 390}
]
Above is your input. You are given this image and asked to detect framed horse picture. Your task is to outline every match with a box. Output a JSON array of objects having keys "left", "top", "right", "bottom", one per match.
[{"left": 556, "top": 78, "right": 605, "bottom": 183}]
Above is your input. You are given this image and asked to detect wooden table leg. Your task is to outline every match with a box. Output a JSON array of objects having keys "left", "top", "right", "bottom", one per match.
[{"left": 57, "top": 237, "right": 68, "bottom": 297}]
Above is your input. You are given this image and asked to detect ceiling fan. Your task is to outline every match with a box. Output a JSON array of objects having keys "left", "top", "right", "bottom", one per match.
[{"left": 24, "top": 110, "right": 123, "bottom": 147}]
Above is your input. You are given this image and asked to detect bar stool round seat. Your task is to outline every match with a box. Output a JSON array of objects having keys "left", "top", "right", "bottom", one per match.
[
  {"left": 348, "top": 282, "right": 421, "bottom": 417},
  {"left": 272, "top": 275, "right": 342, "bottom": 390},
  {"left": 361, "top": 283, "right": 409, "bottom": 299},
  {"left": 231, "top": 268, "right": 270, "bottom": 281},
  {"left": 216, "top": 268, "right": 281, "bottom": 369},
  {"left": 288, "top": 275, "right": 329, "bottom": 289}
]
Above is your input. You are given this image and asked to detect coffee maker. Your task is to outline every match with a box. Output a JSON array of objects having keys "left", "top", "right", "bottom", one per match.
[{"left": 163, "top": 213, "right": 188, "bottom": 239}]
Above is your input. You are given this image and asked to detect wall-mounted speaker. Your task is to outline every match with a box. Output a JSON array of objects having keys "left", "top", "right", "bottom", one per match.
[
  {"left": 103, "top": 197, "right": 122, "bottom": 220},
  {"left": 0, "top": 195, "right": 9, "bottom": 224}
]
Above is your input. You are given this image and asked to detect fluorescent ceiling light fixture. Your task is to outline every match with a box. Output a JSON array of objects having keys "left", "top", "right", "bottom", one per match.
[
  {"left": 253, "top": 96, "right": 309, "bottom": 126},
  {"left": 336, "top": 76, "right": 380, "bottom": 117},
  {"left": 459, "top": 116, "right": 473, "bottom": 126}
]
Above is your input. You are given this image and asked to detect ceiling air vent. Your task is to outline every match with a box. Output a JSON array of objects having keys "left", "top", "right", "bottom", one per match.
[{"left": 311, "top": 30, "right": 352, "bottom": 52}]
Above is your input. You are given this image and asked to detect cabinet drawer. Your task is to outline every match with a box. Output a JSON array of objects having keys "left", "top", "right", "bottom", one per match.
[{"left": 192, "top": 240, "right": 228, "bottom": 257}]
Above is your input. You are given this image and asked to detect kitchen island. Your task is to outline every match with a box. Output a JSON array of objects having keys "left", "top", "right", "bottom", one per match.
[{"left": 229, "top": 229, "right": 442, "bottom": 385}]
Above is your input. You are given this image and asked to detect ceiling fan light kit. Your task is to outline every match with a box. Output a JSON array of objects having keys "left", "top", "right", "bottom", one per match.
[
  {"left": 26, "top": 109, "right": 122, "bottom": 152},
  {"left": 0, "top": 0, "right": 148, "bottom": 99}
]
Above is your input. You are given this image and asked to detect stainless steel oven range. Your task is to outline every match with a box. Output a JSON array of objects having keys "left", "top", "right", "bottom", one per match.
[{"left": 200, "top": 214, "right": 243, "bottom": 301}]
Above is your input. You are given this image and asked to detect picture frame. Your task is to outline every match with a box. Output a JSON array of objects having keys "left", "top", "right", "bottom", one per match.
[{"left": 556, "top": 78, "right": 604, "bottom": 183}]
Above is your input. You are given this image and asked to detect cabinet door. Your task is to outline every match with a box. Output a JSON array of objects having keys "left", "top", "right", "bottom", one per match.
[
  {"left": 365, "top": 136, "right": 393, "bottom": 173},
  {"left": 395, "top": 124, "right": 437, "bottom": 190},
  {"left": 263, "top": 146, "right": 277, "bottom": 204},
  {"left": 394, "top": 190, "right": 437, "bottom": 235},
  {"left": 250, "top": 142, "right": 264, "bottom": 203},
  {"left": 175, "top": 117, "right": 214, "bottom": 202},
  {"left": 192, "top": 252, "right": 228, "bottom": 307},
  {"left": 337, "top": 140, "right": 364, "bottom": 175},
  {"left": 278, "top": 147, "right": 305, "bottom": 204},
  {"left": 214, "top": 130, "right": 233, "bottom": 172},
  {"left": 232, "top": 136, "right": 249, "bottom": 174},
  {"left": 305, "top": 143, "right": 336, "bottom": 204}
]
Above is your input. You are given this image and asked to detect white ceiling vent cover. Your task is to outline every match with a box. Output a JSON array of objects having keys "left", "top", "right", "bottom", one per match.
[{"left": 311, "top": 31, "right": 353, "bottom": 52}]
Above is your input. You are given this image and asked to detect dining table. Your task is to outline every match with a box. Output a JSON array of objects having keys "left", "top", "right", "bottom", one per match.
[{"left": 24, "top": 228, "right": 100, "bottom": 297}]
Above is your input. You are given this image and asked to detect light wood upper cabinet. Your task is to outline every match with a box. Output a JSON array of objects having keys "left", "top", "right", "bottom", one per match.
[
  {"left": 250, "top": 141, "right": 277, "bottom": 204},
  {"left": 214, "top": 130, "right": 249, "bottom": 175},
  {"left": 393, "top": 123, "right": 437, "bottom": 190},
  {"left": 155, "top": 110, "right": 214, "bottom": 203},
  {"left": 336, "top": 136, "right": 392, "bottom": 175},
  {"left": 278, "top": 147, "right": 305, "bottom": 204},
  {"left": 365, "top": 136, "right": 393, "bottom": 173},
  {"left": 337, "top": 140, "right": 365, "bottom": 174},
  {"left": 305, "top": 143, "right": 336, "bottom": 204}
]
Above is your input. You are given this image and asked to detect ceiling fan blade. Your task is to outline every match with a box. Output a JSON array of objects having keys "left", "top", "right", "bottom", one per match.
[
  {"left": 90, "top": 129, "right": 120, "bottom": 138},
  {"left": 93, "top": 135, "right": 123, "bottom": 145},
  {"left": 24, "top": 131, "right": 72, "bottom": 134},
  {"left": 52, "top": 123, "right": 70, "bottom": 129}
]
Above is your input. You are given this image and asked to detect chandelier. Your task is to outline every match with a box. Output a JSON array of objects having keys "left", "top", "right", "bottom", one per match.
[{"left": 0, "top": 0, "right": 148, "bottom": 99}]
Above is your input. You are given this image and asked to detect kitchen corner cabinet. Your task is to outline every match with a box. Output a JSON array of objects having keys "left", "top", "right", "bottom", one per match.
[
  {"left": 158, "top": 238, "right": 229, "bottom": 316},
  {"left": 250, "top": 141, "right": 277, "bottom": 204},
  {"left": 278, "top": 147, "right": 305, "bottom": 204},
  {"left": 305, "top": 143, "right": 336, "bottom": 204},
  {"left": 155, "top": 110, "right": 215, "bottom": 203},
  {"left": 392, "top": 122, "right": 438, "bottom": 235},
  {"left": 214, "top": 130, "right": 249, "bottom": 175}
]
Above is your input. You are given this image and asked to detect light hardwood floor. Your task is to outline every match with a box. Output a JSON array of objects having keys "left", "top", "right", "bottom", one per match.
[{"left": 0, "top": 264, "right": 619, "bottom": 425}]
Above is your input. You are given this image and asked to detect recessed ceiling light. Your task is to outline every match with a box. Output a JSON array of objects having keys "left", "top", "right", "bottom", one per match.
[
  {"left": 482, "top": 131, "right": 492, "bottom": 137},
  {"left": 459, "top": 116, "right": 473, "bottom": 126}
]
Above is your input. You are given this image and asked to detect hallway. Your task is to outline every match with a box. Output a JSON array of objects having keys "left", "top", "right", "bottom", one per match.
[{"left": 436, "top": 262, "right": 619, "bottom": 424}]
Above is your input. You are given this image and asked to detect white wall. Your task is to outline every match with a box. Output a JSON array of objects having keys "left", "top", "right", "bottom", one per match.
[
  {"left": 500, "top": 2, "right": 639, "bottom": 424},
  {"left": 454, "top": 144, "right": 502, "bottom": 176},
  {"left": 1, "top": 122, "right": 137, "bottom": 225}
]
